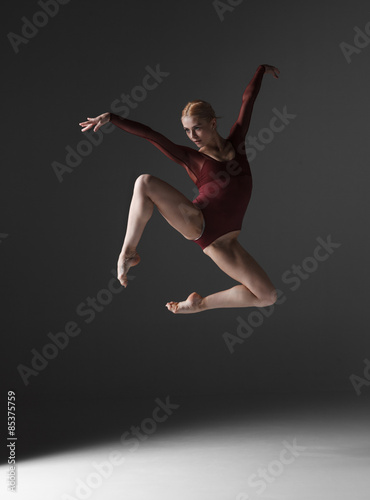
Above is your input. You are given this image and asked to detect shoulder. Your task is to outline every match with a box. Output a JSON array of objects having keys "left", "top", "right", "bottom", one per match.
[{"left": 183, "top": 144, "right": 204, "bottom": 159}]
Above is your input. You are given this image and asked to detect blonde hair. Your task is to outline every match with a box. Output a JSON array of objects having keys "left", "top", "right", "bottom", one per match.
[{"left": 181, "top": 100, "right": 222, "bottom": 123}]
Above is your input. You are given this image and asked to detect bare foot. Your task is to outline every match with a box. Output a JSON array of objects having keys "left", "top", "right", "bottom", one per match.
[
  {"left": 117, "top": 250, "right": 141, "bottom": 287},
  {"left": 165, "top": 292, "right": 205, "bottom": 314}
]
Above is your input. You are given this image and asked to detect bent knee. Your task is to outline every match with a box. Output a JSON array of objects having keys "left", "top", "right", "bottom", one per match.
[
  {"left": 134, "top": 173, "right": 155, "bottom": 190},
  {"left": 258, "top": 288, "right": 278, "bottom": 307}
]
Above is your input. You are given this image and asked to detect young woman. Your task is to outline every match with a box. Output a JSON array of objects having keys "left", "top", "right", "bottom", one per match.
[{"left": 79, "top": 64, "right": 280, "bottom": 314}]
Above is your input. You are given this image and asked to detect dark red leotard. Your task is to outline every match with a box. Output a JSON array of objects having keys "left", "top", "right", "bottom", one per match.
[{"left": 110, "top": 65, "right": 266, "bottom": 250}]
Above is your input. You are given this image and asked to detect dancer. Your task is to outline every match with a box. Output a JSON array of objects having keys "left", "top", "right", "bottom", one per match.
[{"left": 79, "top": 64, "right": 280, "bottom": 314}]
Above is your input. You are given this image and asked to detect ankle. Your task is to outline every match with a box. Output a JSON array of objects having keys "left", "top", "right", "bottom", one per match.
[
  {"left": 120, "top": 246, "right": 137, "bottom": 257},
  {"left": 199, "top": 296, "right": 208, "bottom": 311}
]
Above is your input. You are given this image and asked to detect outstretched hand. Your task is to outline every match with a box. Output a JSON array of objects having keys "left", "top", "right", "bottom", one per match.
[
  {"left": 79, "top": 112, "right": 110, "bottom": 132},
  {"left": 262, "top": 65, "right": 280, "bottom": 79}
]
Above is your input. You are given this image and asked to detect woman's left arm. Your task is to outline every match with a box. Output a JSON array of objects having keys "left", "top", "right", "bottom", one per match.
[{"left": 229, "top": 64, "right": 280, "bottom": 142}]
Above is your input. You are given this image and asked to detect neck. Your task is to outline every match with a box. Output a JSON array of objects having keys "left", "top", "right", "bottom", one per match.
[{"left": 206, "top": 132, "right": 227, "bottom": 152}]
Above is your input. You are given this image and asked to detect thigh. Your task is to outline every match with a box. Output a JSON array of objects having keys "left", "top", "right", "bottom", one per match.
[
  {"left": 204, "top": 236, "right": 275, "bottom": 298},
  {"left": 139, "top": 174, "right": 204, "bottom": 240}
]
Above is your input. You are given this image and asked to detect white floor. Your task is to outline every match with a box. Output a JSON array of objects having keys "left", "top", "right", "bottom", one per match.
[{"left": 2, "top": 394, "right": 370, "bottom": 500}]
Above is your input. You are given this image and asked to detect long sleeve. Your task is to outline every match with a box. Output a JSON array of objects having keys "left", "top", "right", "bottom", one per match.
[
  {"left": 228, "top": 65, "right": 266, "bottom": 143},
  {"left": 109, "top": 113, "right": 200, "bottom": 184}
]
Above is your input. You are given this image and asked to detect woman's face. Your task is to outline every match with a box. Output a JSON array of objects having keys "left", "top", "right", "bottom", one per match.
[{"left": 182, "top": 116, "right": 216, "bottom": 147}]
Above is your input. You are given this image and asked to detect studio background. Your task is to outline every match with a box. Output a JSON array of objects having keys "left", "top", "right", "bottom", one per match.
[{"left": 2, "top": 0, "right": 369, "bottom": 461}]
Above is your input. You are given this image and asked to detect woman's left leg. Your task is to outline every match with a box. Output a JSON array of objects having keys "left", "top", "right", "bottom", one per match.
[{"left": 165, "top": 232, "right": 277, "bottom": 313}]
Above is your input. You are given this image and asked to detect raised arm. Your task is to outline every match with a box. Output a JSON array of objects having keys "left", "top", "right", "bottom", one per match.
[
  {"left": 109, "top": 113, "right": 192, "bottom": 168},
  {"left": 228, "top": 64, "right": 279, "bottom": 143},
  {"left": 79, "top": 112, "right": 200, "bottom": 184}
]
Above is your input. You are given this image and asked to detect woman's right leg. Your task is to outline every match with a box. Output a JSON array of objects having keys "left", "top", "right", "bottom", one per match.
[{"left": 117, "top": 174, "right": 204, "bottom": 286}]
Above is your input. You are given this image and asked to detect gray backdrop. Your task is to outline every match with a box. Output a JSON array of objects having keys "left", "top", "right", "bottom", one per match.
[{"left": 2, "top": 0, "right": 370, "bottom": 449}]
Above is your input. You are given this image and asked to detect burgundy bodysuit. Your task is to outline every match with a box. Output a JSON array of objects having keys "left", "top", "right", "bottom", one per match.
[{"left": 110, "top": 65, "right": 266, "bottom": 250}]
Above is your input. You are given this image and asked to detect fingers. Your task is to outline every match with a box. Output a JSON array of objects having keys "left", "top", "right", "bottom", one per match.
[
  {"left": 79, "top": 117, "right": 95, "bottom": 125},
  {"left": 79, "top": 122, "right": 93, "bottom": 132},
  {"left": 79, "top": 117, "right": 98, "bottom": 132},
  {"left": 79, "top": 115, "right": 107, "bottom": 133},
  {"left": 263, "top": 65, "right": 280, "bottom": 79},
  {"left": 93, "top": 119, "right": 101, "bottom": 132}
]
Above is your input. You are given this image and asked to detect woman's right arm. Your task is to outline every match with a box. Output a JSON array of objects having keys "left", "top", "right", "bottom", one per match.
[
  {"left": 79, "top": 112, "right": 111, "bottom": 132},
  {"left": 79, "top": 113, "right": 199, "bottom": 183}
]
